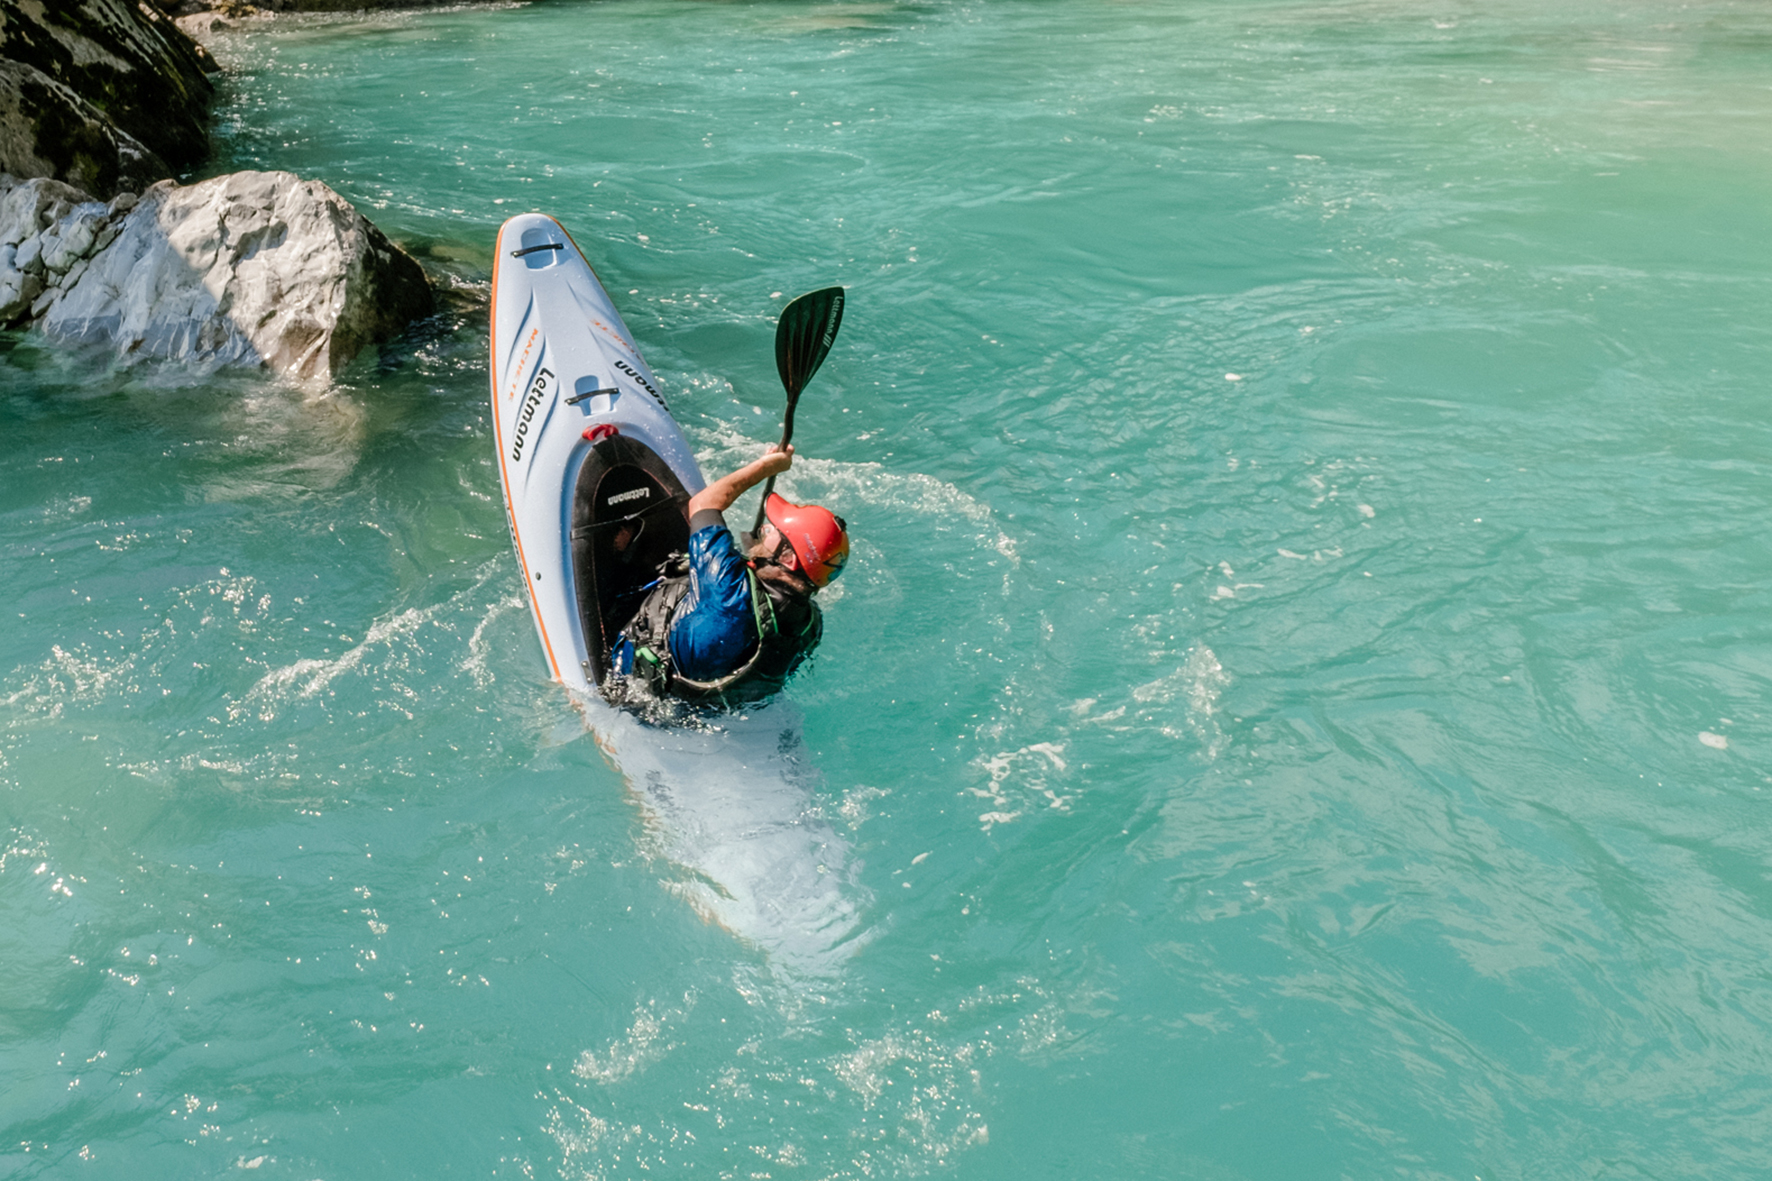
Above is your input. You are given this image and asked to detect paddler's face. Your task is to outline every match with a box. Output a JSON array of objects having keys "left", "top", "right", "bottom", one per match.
[{"left": 754, "top": 523, "right": 802, "bottom": 575}]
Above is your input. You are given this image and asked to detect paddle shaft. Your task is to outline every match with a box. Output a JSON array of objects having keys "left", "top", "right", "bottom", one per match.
[{"left": 750, "top": 398, "right": 799, "bottom": 534}]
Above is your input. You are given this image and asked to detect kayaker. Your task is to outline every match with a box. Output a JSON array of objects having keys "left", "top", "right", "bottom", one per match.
[{"left": 610, "top": 444, "right": 848, "bottom": 705}]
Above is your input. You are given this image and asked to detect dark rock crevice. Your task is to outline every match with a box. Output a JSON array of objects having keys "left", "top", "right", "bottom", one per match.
[
  {"left": 0, "top": 0, "right": 213, "bottom": 178},
  {"left": 0, "top": 59, "right": 170, "bottom": 199}
]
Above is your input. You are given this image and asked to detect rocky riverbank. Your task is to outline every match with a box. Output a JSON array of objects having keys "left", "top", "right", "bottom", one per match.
[
  {"left": 2, "top": 170, "right": 431, "bottom": 379},
  {"left": 0, "top": 0, "right": 214, "bottom": 199},
  {"left": 0, "top": 0, "right": 434, "bottom": 378}
]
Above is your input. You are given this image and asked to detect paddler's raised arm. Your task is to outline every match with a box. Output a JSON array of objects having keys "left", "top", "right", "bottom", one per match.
[{"left": 687, "top": 445, "right": 794, "bottom": 523}]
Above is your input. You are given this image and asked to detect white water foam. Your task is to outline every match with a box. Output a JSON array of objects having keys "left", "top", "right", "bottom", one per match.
[
  {"left": 543, "top": 980, "right": 1056, "bottom": 1180},
  {"left": 1130, "top": 645, "right": 1229, "bottom": 758},
  {"left": 3, "top": 568, "right": 272, "bottom": 728},
  {"left": 572, "top": 994, "right": 694, "bottom": 1085},
  {"left": 233, "top": 607, "right": 433, "bottom": 723},
  {"left": 690, "top": 425, "right": 1020, "bottom": 567},
  {"left": 969, "top": 742, "right": 1071, "bottom": 832},
  {"left": 2, "top": 644, "right": 138, "bottom": 721},
  {"left": 231, "top": 561, "right": 504, "bottom": 724}
]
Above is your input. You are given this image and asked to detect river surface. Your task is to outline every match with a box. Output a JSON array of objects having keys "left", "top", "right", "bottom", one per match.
[{"left": 6, "top": 0, "right": 1772, "bottom": 1176}]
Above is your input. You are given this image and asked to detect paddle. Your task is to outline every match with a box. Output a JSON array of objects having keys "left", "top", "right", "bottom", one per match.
[{"left": 752, "top": 285, "right": 845, "bottom": 536}]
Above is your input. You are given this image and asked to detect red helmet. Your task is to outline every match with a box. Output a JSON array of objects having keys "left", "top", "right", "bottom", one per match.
[{"left": 764, "top": 492, "right": 849, "bottom": 588}]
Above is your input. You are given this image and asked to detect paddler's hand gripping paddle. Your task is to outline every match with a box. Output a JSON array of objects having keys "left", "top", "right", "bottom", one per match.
[{"left": 752, "top": 285, "right": 845, "bottom": 537}]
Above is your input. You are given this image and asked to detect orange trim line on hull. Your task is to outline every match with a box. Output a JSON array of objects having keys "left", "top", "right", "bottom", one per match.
[
  {"left": 559, "top": 223, "right": 645, "bottom": 362},
  {"left": 489, "top": 221, "right": 563, "bottom": 683}
]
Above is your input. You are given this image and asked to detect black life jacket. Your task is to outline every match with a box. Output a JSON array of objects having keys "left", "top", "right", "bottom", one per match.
[{"left": 619, "top": 553, "right": 822, "bottom": 706}]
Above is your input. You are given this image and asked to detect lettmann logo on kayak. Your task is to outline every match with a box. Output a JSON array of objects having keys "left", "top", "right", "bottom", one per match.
[
  {"left": 613, "top": 358, "right": 664, "bottom": 404},
  {"left": 607, "top": 487, "right": 650, "bottom": 506},
  {"left": 511, "top": 367, "right": 554, "bottom": 462}
]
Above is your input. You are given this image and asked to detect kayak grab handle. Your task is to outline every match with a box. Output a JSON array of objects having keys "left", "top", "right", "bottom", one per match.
[
  {"left": 566, "top": 387, "right": 619, "bottom": 406},
  {"left": 510, "top": 242, "right": 566, "bottom": 258}
]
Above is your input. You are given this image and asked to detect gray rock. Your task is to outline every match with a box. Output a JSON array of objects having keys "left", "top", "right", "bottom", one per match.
[
  {"left": 14, "top": 233, "right": 43, "bottom": 274},
  {"left": 39, "top": 201, "right": 111, "bottom": 273},
  {"left": 40, "top": 170, "right": 432, "bottom": 380},
  {"left": 0, "top": 238, "right": 44, "bottom": 323},
  {"left": 0, "top": 62, "right": 169, "bottom": 201},
  {"left": 0, "top": 175, "right": 91, "bottom": 246},
  {"left": 92, "top": 217, "right": 122, "bottom": 254},
  {"left": 0, "top": 0, "right": 213, "bottom": 178},
  {"left": 170, "top": 13, "right": 229, "bottom": 69},
  {"left": 189, "top": 0, "right": 463, "bottom": 12},
  {"left": 0, "top": 272, "right": 45, "bottom": 323},
  {"left": 175, "top": 12, "right": 232, "bottom": 39},
  {"left": 0, "top": 177, "right": 97, "bottom": 316}
]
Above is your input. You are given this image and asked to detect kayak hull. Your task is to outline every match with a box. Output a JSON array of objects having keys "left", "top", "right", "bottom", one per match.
[{"left": 489, "top": 213, "right": 705, "bottom": 695}]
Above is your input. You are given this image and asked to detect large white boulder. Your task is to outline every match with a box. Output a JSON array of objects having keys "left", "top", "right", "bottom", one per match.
[{"left": 17, "top": 169, "right": 432, "bottom": 380}]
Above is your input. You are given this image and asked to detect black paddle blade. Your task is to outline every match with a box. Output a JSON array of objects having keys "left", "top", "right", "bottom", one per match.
[
  {"left": 775, "top": 286, "right": 845, "bottom": 398},
  {"left": 753, "top": 286, "right": 845, "bottom": 536}
]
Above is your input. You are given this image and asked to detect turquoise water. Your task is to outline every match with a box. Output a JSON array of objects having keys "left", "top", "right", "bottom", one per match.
[{"left": 7, "top": 0, "right": 1772, "bottom": 1175}]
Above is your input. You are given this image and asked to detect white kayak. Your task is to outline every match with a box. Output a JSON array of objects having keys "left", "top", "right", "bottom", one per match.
[
  {"left": 488, "top": 216, "right": 870, "bottom": 972},
  {"left": 489, "top": 212, "right": 706, "bottom": 696}
]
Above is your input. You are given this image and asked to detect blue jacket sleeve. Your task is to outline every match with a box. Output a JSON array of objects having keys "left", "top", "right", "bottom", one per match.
[{"left": 667, "top": 513, "right": 759, "bottom": 682}]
